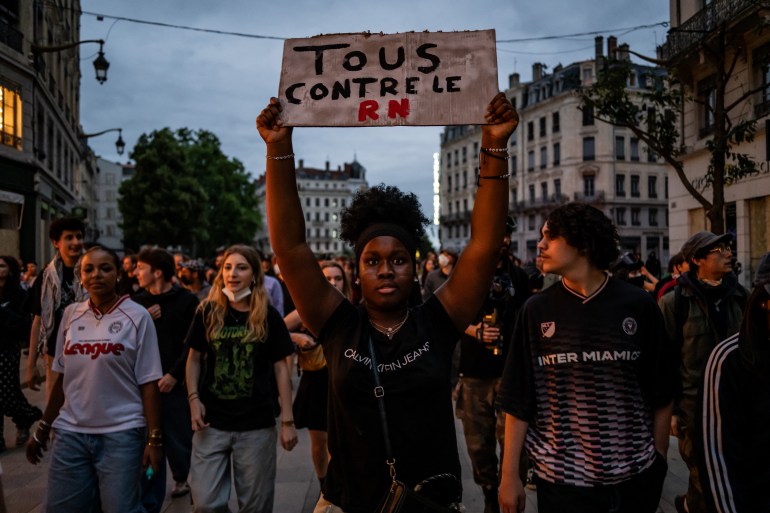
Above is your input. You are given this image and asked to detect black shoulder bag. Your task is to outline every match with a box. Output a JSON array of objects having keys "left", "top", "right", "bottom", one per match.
[{"left": 367, "top": 335, "right": 463, "bottom": 513}]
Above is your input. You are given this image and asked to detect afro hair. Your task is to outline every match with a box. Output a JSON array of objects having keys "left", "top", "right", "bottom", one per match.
[{"left": 339, "top": 184, "right": 428, "bottom": 247}]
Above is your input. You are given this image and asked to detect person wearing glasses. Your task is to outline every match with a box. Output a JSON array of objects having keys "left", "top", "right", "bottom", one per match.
[{"left": 658, "top": 232, "right": 747, "bottom": 513}]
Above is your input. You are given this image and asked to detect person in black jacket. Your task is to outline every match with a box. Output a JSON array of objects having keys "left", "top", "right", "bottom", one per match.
[
  {"left": 0, "top": 255, "right": 42, "bottom": 451},
  {"left": 696, "top": 252, "right": 770, "bottom": 513},
  {"left": 134, "top": 248, "right": 199, "bottom": 506}
]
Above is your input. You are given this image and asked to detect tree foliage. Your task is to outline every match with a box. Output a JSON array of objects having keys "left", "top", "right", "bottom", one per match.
[
  {"left": 580, "top": 31, "right": 759, "bottom": 234},
  {"left": 119, "top": 128, "right": 261, "bottom": 256}
]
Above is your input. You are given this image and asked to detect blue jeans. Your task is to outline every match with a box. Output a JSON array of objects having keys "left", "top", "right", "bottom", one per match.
[
  {"left": 190, "top": 426, "right": 277, "bottom": 513},
  {"left": 141, "top": 386, "right": 193, "bottom": 513},
  {"left": 46, "top": 428, "right": 145, "bottom": 513}
]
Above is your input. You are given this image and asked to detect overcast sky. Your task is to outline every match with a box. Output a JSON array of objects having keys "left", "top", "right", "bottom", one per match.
[{"left": 79, "top": 0, "right": 669, "bottom": 237}]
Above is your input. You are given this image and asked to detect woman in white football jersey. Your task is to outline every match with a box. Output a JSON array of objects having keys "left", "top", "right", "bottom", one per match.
[{"left": 26, "top": 246, "right": 163, "bottom": 513}]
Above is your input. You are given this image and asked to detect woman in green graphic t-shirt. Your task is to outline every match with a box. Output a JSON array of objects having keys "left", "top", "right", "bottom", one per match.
[{"left": 185, "top": 245, "right": 297, "bottom": 513}]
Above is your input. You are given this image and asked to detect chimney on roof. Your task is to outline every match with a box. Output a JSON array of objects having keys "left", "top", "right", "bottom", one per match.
[
  {"left": 509, "top": 72, "right": 520, "bottom": 88},
  {"left": 595, "top": 35, "right": 604, "bottom": 61},
  {"left": 325, "top": 160, "right": 330, "bottom": 171},
  {"left": 607, "top": 36, "right": 618, "bottom": 60},
  {"left": 532, "top": 62, "right": 544, "bottom": 81},
  {"left": 298, "top": 159, "right": 304, "bottom": 169},
  {"left": 618, "top": 43, "right": 630, "bottom": 62}
]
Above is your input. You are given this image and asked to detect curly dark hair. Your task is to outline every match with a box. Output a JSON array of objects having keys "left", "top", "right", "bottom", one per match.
[
  {"left": 339, "top": 184, "right": 428, "bottom": 247},
  {"left": 546, "top": 203, "right": 620, "bottom": 270}
]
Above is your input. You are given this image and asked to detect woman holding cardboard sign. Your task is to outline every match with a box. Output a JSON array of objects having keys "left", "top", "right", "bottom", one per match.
[{"left": 256, "top": 92, "right": 517, "bottom": 513}]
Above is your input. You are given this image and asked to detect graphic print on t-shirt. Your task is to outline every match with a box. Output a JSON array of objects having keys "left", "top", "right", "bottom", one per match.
[{"left": 209, "top": 324, "right": 258, "bottom": 400}]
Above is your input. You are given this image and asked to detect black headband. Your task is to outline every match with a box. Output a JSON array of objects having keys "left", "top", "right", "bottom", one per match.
[{"left": 354, "top": 223, "right": 417, "bottom": 264}]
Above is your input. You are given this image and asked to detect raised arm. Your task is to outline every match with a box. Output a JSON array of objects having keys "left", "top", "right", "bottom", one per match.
[
  {"left": 256, "top": 99, "right": 343, "bottom": 336},
  {"left": 436, "top": 93, "right": 519, "bottom": 331}
]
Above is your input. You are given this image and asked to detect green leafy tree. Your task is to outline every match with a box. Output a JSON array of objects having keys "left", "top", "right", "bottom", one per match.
[
  {"left": 119, "top": 128, "right": 261, "bottom": 255},
  {"left": 580, "top": 31, "right": 759, "bottom": 234}
]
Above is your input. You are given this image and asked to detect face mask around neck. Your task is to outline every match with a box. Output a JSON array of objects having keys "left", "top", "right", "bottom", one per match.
[{"left": 222, "top": 286, "right": 252, "bottom": 303}]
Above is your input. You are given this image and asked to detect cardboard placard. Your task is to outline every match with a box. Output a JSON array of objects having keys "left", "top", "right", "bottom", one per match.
[{"left": 278, "top": 30, "right": 498, "bottom": 127}]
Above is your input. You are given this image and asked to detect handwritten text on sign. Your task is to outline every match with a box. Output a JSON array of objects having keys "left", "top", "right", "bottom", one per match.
[{"left": 278, "top": 30, "right": 498, "bottom": 127}]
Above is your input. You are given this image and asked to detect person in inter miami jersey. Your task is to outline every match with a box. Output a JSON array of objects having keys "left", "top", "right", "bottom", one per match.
[{"left": 497, "top": 203, "right": 676, "bottom": 513}]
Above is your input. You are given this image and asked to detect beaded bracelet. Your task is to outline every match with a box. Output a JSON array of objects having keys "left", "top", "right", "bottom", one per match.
[
  {"left": 476, "top": 173, "right": 511, "bottom": 186},
  {"left": 481, "top": 147, "right": 509, "bottom": 152},
  {"left": 266, "top": 153, "right": 295, "bottom": 160},
  {"left": 38, "top": 419, "right": 52, "bottom": 430},
  {"left": 480, "top": 149, "right": 510, "bottom": 161},
  {"left": 147, "top": 441, "right": 163, "bottom": 448},
  {"left": 281, "top": 420, "right": 295, "bottom": 427}
]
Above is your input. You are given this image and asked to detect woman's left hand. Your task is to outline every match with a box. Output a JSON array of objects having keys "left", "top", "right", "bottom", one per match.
[
  {"left": 482, "top": 92, "right": 519, "bottom": 143},
  {"left": 280, "top": 424, "right": 298, "bottom": 451},
  {"left": 143, "top": 444, "right": 163, "bottom": 477}
]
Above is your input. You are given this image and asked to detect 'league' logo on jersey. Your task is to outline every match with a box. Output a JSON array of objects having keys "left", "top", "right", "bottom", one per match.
[
  {"left": 541, "top": 322, "right": 555, "bottom": 338},
  {"left": 622, "top": 317, "right": 638, "bottom": 335},
  {"left": 109, "top": 321, "right": 124, "bottom": 334}
]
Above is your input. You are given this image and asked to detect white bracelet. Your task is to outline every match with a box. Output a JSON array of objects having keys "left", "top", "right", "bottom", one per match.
[{"left": 266, "top": 153, "right": 295, "bottom": 160}]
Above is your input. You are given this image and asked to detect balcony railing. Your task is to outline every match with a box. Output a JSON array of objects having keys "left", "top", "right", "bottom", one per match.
[
  {"left": 660, "top": 0, "right": 766, "bottom": 60},
  {"left": 0, "top": 19, "right": 23, "bottom": 53},
  {"left": 755, "top": 99, "right": 770, "bottom": 118}
]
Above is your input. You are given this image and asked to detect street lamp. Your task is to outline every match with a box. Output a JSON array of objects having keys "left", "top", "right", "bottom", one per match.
[
  {"left": 80, "top": 128, "right": 125, "bottom": 156},
  {"left": 31, "top": 39, "right": 111, "bottom": 84}
]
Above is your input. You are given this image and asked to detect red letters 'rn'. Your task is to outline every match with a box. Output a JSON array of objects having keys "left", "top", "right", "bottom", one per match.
[{"left": 357, "top": 99, "right": 411, "bottom": 122}]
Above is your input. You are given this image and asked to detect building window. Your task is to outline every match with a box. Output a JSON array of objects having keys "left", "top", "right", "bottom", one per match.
[
  {"left": 315, "top": 198, "right": 320, "bottom": 207},
  {"left": 324, "top": 198, "right": 329, "bottom": 207},
  {"left": 341, "top": 199, "right": 346, "bottom": 207},
  {"left": 616, "top": 207, "right": 626, "bottom": 226},
  {"left": 664, "top": 176, "right": 668, "bottom": 198},
  {"left": 699, "top": 76, "right": 716, "bottom": 136},
  {"left": 539, "top": 117, "right": 546, "bottom": 137},
  {"left": 324, "top": 212, "right": 330, "bottom": 222},
  {"left": 630, "top": 137, "right": 639, "bottom": 161},
  {"left": 631, "top": 208, "right": 640, "bottom": 226},
  {"left": 554, "top": 179, "right": 561, "bottom": 198},
  {"left": 305, "top": 212, "right": 310, "bottom": 221},
  {"left": 455, "top": 173, "right": 460, "bottom": 191},
  {"left": 582, "top": 104, "right": 594, "bottom": 126},
  {"left": 541, "top": 182, "right": 548, "bottom": 200},
  {"left": 462, "top": 146, "right": 467, "bottom": 163},
  {"left": 527, "top": 121, "right": 534, "bottom": 141},
  {"left": 552, "top": 111, "right": 560, "bottom": 133},
  {"left": 648, "top": 175, "right": 657, "bottom": 198},
  {"left": 649, "top": 208, "right": 658, "bottom": 226},
  {"left": 616, "top": 175, "right": 626, "bottom": 197},
  {"left": 446, "top": 152, "right": 452, "bottom": 168},
  {"left": 454, "top": 150, "right": 459, "bottom": 166},
  {"left": 463, "top": 170, "right": 468, "bottom": 189},
  {"left": 615, "top": 136, "right": 625, "bottom": 160},
  {"left": 463, "top": 199, "right": 468, "bottom": 212},
  {"left": 0, "top": 80, "right": 22, "bottom": 149},
  {"left": 510, "top": 155, "right": 517, "bottom": 175},
  {"left": 630, "top": 175, "right": 640, "bottom": 197},
  {"left": 553, "top": 143, "right": 560, "bottom": 166},
  {"left": 528, "top": 151, "right": 535, "bottom": 172},
  {"left": 583, "top": 175, "right": 595, "bottom": 197},
  {"left": 583, "top": 137, "right": 595, "bottom": 161},
  {"left": 528, "top": 215, "right": 535, "bottom": 231},
  {"left": 540, "top": 146, "right": 547, "bottom": 169},
  {"left": 528, "top": 184, "right": 535, "bottom": 203}
]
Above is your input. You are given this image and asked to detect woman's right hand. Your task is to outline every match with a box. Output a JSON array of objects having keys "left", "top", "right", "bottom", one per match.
[
  {"left": 26, "top": 431, "right": 48, "bottom": 465},
  {"left": 256, "top": 97, "right": 293, "bottom": 145},
  {"left": 190, "top": 398, "right": 210, "bottom": 431}
]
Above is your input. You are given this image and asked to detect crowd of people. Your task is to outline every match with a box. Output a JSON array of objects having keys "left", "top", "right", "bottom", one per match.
[{"left": 0, "top": 92, "right": 764, "bottom": 513}]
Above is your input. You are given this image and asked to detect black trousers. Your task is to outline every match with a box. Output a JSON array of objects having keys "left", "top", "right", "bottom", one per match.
[{"left": 536, "top": 452, "right": 668, "bottom": 513}]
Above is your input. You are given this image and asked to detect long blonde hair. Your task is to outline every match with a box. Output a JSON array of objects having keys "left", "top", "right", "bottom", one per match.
[{"left": 201, "top": 245, "right": 269, "bottom": 343}]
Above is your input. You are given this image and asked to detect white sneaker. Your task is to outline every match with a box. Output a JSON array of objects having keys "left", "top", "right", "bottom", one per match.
[{"left": 171, "top": 481, "right": 190, "bottom": 498}]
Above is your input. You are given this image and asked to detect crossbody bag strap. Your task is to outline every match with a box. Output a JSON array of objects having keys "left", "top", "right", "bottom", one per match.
[{"left": 368, "top": 334, "right": 398, "bottom": 482}]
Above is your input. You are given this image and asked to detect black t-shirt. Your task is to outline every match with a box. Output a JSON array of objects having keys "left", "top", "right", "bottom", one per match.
[
  {"left": 318, "top": 295, "right": 462, "bottom": 513},
  {"left": 31, "top": 265, "right": 76, "bottom": 356},
  {"left": 187, "top": 304, "right": 294, "bottom": 431},
  {"left": 497, "top": 277, "right": 677, "bottom": 486}
]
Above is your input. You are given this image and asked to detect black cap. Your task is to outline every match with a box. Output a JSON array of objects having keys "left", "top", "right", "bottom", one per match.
[{"left": 681, "top": 231, "right": 732, "bottom": 262}]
